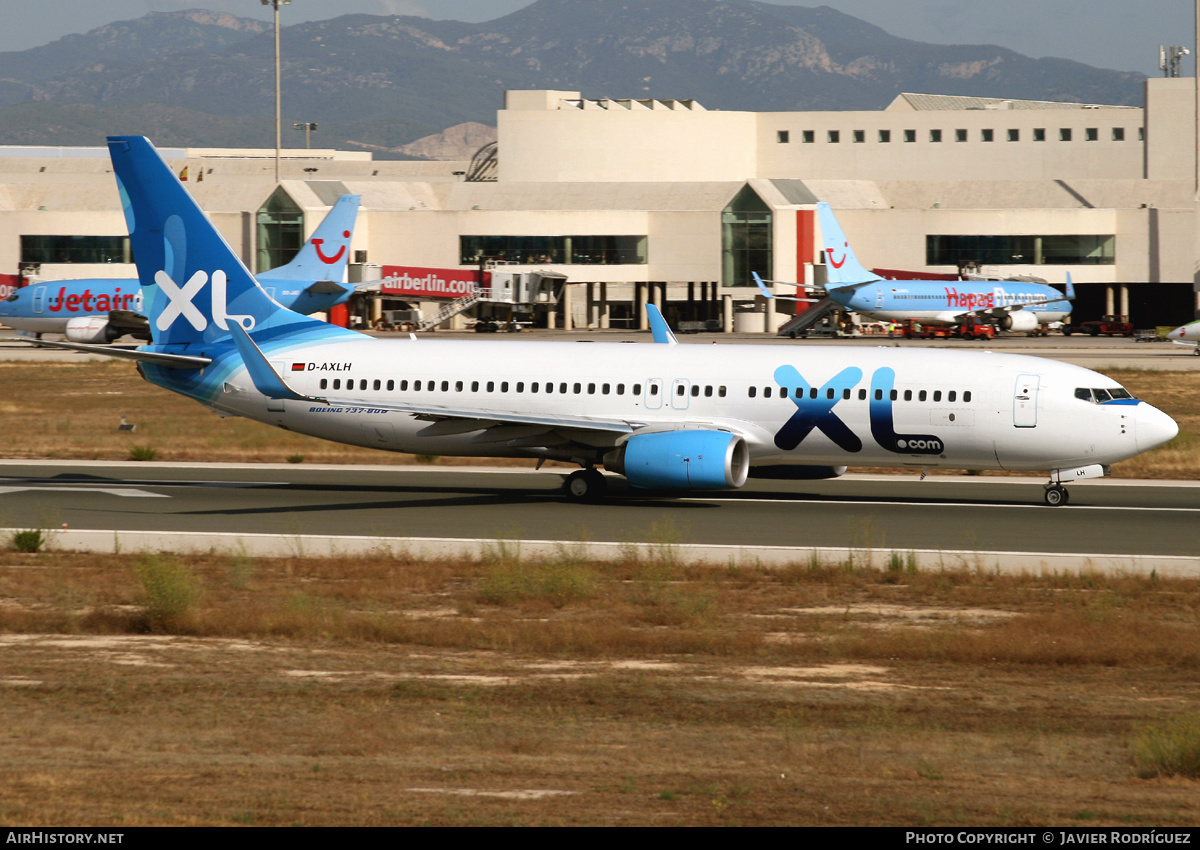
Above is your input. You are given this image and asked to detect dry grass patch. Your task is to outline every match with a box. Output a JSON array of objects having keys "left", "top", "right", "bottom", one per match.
[{"left": 1, "top": 550, "right": 1200, "bottom": 824}]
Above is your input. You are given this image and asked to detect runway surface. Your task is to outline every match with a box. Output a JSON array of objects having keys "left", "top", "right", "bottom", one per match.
[{"left": 3, "top": 462, "right": 1198, "bottom": 560}]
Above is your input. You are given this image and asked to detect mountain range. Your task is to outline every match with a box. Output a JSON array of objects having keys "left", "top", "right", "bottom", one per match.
[{"left": 0, "top": 0, "right": 1146, "bottom": 158}]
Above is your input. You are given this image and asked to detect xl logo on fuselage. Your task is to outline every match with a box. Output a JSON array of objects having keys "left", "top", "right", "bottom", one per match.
[
  {"left": 154, "top": 269, "right": 256, "bottom": 333},
  {"left": 773, "top": 365, "right": 945, "bottom": 456}
]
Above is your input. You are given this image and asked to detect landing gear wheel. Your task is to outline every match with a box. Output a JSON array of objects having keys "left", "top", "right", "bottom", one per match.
[
  {"left": 1044, "top": 485, "right": 1069, "bottom": 507},
  {"left": 564, "top": 469, "right": 607, "bottom": 501}
]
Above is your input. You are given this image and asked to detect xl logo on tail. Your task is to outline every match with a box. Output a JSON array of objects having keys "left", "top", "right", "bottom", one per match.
[{"left": 154, "top": 269, "right": 256, "bottom": 332}]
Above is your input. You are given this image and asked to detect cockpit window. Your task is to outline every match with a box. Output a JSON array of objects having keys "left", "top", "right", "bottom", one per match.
[
  {"left": 1076, "top": 387, "right": 1136, "bottom": 403},
  {"left": 4, "top": 292, "right": 18, "bottom": 302}
]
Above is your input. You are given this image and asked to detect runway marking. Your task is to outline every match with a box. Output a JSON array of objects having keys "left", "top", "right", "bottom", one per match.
[{"left": 0, "top": 486, "right": 168, "bottom": 498}]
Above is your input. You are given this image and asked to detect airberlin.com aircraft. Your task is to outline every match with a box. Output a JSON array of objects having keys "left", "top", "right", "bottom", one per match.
[{"left": 19, "top": 137, "right": 1178, "bottom": 507}]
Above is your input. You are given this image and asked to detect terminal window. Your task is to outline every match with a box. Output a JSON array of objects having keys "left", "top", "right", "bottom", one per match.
[
  {"left": 21, "top": 235, "right": 130, "bottom": 265},
  {"left": 955, "top": 129, "right": 967, "bottom": 142},
  {"left": 1112, "top": 127, "right": 1125, "bottom": 141},
  {"left": 460, "top": 235, "right": 646, "bottom": 265},
  {"left": 1007, "top": 129, "right": 1020, "bottom": 142},
  {"left": 929, "top": 129, "right": 942, "bottom": 143},
  {"left": 1085, "top": 128, "right": 1098, "bottom": 141},
  {"left": 878, "top": 129, "right": 891, "bottom": 142},
  {"left": 777, "top": 130, "right": 789, "bottom": 143},
  {"left": 828, "top": 130, "right": 840, "bottom": 143},
  {"left": 904, "top": 129, "right": 916, "bottom": 142},
  {"left": 853, "top": 130, "right": 865, "bottom": 143},
  {"left": 981, "top": 129, "right": 994, "bottom": 142},
  {"left": 1060, "top": 128, "right": 1073, "bottom": 141},
  {"left": 927, "top": 234, "right": 1115, "bottom": 266},
  {"left": 802, "top": 130, "right": 815, "bottom": 143},
  {"left": 1034, "top": 128, "right": 1046, "bottom": 141}
]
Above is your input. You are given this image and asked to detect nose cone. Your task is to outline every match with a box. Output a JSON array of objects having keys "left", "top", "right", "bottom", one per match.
[
  {"left": 1168, "top": 324, "right": 1193, "bottom": 340},
  {"left": 1136, "top": 402, "right": 1179, "bottom": 453}
]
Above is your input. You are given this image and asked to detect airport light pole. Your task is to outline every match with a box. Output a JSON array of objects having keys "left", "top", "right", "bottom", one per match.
[
  {"left": 293, "top": 122, "right": 318, "bottom": 149},
  {"left": 262, "top": 0, "right": 291, "bottom": 184}
]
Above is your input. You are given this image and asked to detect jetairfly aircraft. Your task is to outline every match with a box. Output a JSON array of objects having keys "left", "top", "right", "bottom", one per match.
[
  {"left": 17, "top": 136, "right": 1178, "bottom": 507},
  {"left": 756, "top": 202, "right": 1074, "bottom": 333},
  {"left": 0, "top": 194, "right": 360, "bottom": 343}
]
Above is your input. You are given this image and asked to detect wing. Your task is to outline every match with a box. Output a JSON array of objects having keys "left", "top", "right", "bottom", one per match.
[
  {"left": 228, "top": 324, "right": 655, "bottom": 451},
  {"left": 752, "top": 272, "right": 823, "bottom": 302}
]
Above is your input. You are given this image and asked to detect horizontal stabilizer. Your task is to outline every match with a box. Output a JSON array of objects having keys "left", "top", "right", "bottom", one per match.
[
  {"left": 303, "top": 280, "right": 349, "bottom": 295},
  {"left": 2, "top": 337, "right": 211, "bottom": 369}
]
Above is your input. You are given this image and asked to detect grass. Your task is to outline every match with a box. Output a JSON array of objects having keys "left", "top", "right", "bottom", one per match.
[{"left": 1, "top": 548, "right": 1199, "bottom": 825}]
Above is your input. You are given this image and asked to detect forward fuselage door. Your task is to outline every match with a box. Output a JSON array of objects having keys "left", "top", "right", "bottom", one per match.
[
  {"left": 31, "top": 287, "right": 45, "bottom": 314},
  {"left": 1013, "top": 373, "right": 1040, "bottom": 428}
]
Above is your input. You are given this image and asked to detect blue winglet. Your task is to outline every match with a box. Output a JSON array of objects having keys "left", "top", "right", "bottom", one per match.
[
  {"left": 752, "top": 272, "right": 774, "bottom": 299},
  {"left": 229, "top": 323, "right": 327, "bottom": 403},
  {"left": 1064, "top": 272, "right": 1075, "bottom": 301},
  {"left": 645, "top": 303, "right": 678, "bottom": 345}
]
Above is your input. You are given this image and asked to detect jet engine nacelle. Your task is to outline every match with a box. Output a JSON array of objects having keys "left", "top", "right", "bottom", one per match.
[
  {"left": 1000, "top": 311, "right": 1039, "bottom": 333},
  {"left": 604, "top": 430, "right": 749, "bottom": 490},
  {"left": 65, "top": 316, "right": 118, "bottom": 344}
]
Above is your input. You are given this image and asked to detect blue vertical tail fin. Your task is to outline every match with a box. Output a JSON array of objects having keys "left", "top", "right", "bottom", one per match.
[
  {"left": 816, "top": 202, "right": 881, "bottom": 287},
  {"left": 108, "top": 136, "right": 358, "bottom": 348},
  {"left": 263, "top": 194, "right": 360, "bottom": 281}
]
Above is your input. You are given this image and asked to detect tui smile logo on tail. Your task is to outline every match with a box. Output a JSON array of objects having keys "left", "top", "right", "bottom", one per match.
[{"left": 312, "top": 230, "right": 350, "bottom": 264}]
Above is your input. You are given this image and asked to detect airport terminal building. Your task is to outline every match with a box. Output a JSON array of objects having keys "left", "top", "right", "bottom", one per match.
[{"left": 2, "top": 78, "right": 1198, "bottom": 330}]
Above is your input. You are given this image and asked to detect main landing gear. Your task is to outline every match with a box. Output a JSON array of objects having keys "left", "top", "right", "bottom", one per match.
[
  {"left": 1043, "top": 483, "right": 1070, "bottom": 507},
  {"left": 564, "top": 468, "right": 607, "bottom": 501}
]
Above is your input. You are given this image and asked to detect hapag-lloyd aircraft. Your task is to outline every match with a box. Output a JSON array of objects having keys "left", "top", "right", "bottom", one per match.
[
  {"left": 0, "top": 195, "right": 360, "bottom": 343},
  {"left": 21, "top": 137, "right": 1178, "bottom": 507},
  {"left": 759, "top": 203, "right": 1074, "bottom": 333}
]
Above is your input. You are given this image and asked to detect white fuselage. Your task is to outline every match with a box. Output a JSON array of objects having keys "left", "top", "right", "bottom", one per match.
[{"left": 190, "top": 339, "right": 1172, "bottom": 474}]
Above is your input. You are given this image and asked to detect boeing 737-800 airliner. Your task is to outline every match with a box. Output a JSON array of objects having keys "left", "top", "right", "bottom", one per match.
[
  {"left": 0, "top": 195, "right": 360, "bottom": 343},
  {"left": 16, "top": 137, "right": 1177, "bottom": 507},
  {"left": 758, "top": 203, "right": 1073, "bottom": 334}
]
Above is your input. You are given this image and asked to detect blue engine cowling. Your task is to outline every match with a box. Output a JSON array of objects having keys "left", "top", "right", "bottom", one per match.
[{"left": 604, "top": 430, "right": 749, "bottom": 491}]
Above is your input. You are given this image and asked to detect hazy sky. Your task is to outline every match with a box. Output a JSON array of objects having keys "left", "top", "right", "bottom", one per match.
[{"left": 0, "top": 0, "right": 1190, "bottom": 77}]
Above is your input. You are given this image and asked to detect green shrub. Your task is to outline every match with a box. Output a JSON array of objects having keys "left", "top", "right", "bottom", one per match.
[
  {"left": 128, "top": 445, "right": 158, "bottom": 462},
  {"left": 1132, "top": 716, "right": 1200, "bottom": 778},
  {"left": 135, "top": 555, "right": 200, "bottom": 627},
  {"left": 11, "top": 529, "right": 43, "bottom": 553}
]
